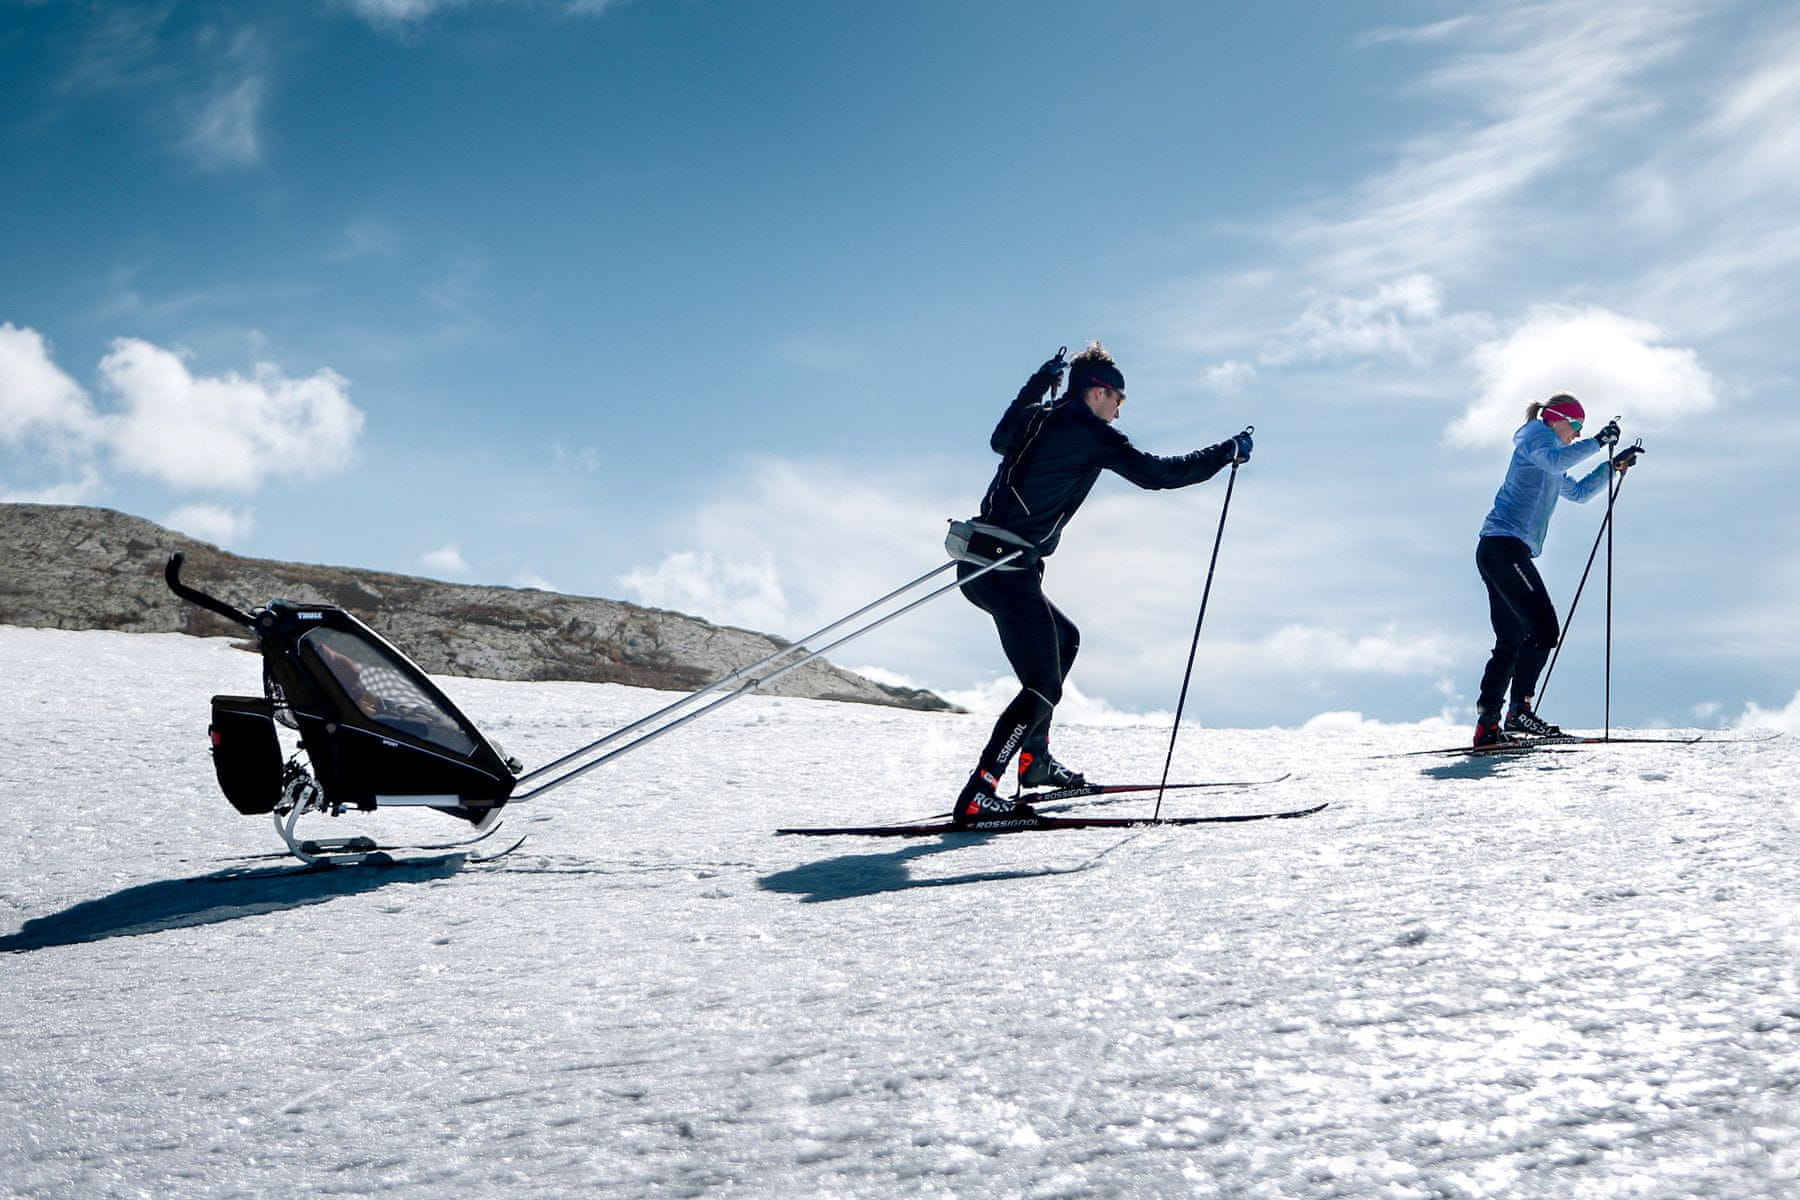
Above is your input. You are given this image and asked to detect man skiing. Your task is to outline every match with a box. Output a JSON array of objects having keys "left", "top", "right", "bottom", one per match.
[
  {"left": 1472, "top": 394, "right": 1643, "bottom": 747},
  {"left": 949, "top": 342, "right": 1251, "bottom": 829}
]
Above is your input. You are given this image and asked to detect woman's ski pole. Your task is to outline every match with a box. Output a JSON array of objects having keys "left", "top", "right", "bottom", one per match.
[
  {"left": 1538, "top": 436, "right": 1641, "bottom": 712},
  {"left": 1154, "top": 429, "right": 1250, "bottom": 820},
  {"left": 1604, "top": 440, "right": 1617, "bottom": 740}
]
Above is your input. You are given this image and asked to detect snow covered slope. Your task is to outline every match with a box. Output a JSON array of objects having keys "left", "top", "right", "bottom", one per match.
[{"left": 2, "top": 626, "right": 1796, "bottom": 1199}]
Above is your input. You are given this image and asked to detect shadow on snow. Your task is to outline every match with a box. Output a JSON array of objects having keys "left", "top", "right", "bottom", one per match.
[
  {"left": 1419, "top": 754, "right": 1561, "bottom": 782},
  {"left": 758, "top": 835, "right": 1120, "bottom": 903},
  {"left": 0, "top": 855, "right": 466, "bottom": 953}
]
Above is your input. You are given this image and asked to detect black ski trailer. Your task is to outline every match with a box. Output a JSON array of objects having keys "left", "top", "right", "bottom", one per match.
[
  {"left": 167, "top": 536, "right": 1026, "bottom": 865},
  {"left": 167, "top": 553, "right": 521, "bottom": 864}
]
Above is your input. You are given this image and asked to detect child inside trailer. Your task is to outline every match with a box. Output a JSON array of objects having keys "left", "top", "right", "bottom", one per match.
[{"left": 311, "top": 632, "right": 477, "bottom": 755}]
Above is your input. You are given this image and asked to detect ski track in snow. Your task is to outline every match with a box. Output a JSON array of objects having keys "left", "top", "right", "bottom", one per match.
[{"left": 1, "top": 626, "right": 1797, "bottom": 1199}]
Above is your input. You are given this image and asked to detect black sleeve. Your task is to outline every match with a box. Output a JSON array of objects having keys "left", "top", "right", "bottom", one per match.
[
  {"left": 989, "top": 368, "right": 1062, "bottom": 455},
  {"left": 1099, "top": 430, "right": 1236, "bottom": 490}
]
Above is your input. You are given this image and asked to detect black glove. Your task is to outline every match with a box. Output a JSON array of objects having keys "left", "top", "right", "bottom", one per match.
[
  {"left": 1613, "top": 444, "right": 1644, "bottom": 471},
  {"left": 1230, "top": 429, "right": 1253, "bottom": 463},
  {"left": 1594, "top": 419, "right": 1621, "bottom": 448},
  {"left": 1018, "top": 347, "right": 1069, "bottom": 405}
]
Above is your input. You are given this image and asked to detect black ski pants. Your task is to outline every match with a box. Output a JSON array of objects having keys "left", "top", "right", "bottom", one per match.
[
  {"left": 1475, "top": 535, "right": 1560, "bottom": 716},
  {"left": 958, "top": 561, "right": 1079, "bottom": 773}
]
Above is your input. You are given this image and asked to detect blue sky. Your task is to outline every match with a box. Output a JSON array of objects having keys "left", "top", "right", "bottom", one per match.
[{"left": 4, "top": 0, "right": 1799, "bottom": 731}]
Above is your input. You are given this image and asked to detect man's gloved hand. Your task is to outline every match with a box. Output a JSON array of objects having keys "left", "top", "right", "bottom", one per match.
[
  {"left": 1594, "top": 419, "right": 1621, "bottom": 448},
  {"left": 1230, "top": 429, "right": 1253, "bottom": 464},
  {"left": 1019, "top": 347, "right": 1069, "bottom": 404}
]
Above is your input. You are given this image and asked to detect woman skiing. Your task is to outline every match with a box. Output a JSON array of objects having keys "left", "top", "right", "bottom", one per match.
[
  {"left": 949, "top": 342, "right": 1251, "bottom": 828},
  {"left": 1472, "top": 394, "right": 1643, "bottom": 747}
]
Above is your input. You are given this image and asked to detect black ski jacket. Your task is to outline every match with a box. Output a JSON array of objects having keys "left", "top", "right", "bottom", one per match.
[{"left": 977, "top": 374, "right": 1236, "bottom": 558}]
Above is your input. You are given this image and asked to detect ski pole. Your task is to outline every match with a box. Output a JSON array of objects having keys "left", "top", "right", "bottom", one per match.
[
  {"left": 511, "top": 560, "right": 961, "bottom": 786},
  {"left": 1604, "top": 438, "right": 1617, "bottom": 740},
  {"left": 510, "top": 548, "right": 1026, "bottom": 801},
  {"left": 1154, "top": 429, "right": 1250, "bottom": 820},
  {"left": 1601, "top": 437, "right": 1643, "bottom": 738},
  {"left": 1536, "top": 426, "right": 1629, "bottom": 708}
]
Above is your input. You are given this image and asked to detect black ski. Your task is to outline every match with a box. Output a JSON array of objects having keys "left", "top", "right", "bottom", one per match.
[
  {"left": 922, "top": 774, "right": 1293, "bottom": 819},
  {"left": 776, "top": 801, "right": 1328, "bottom": 838},
  {"left": 1380, "top": 734, "right": 1707, "bottom": 760},
  {"left": 1023, "top": 774, "right": 1291, "bottom": 804}
]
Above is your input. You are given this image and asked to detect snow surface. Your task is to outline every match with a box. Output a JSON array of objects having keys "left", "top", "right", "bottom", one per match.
[{"left": 2, "top": 625, "right": 1798, "bottom": 1200}]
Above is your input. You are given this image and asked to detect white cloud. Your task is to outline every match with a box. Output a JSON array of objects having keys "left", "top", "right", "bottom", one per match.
[
  {"left": 183, "top": 69, "right": 265, "bottom": 169},
  {"left": 862, "top": 668, "right": 1175, "bottom": 729},
  {"left": 619, "top": 549, "right": 790, "bottom": 632},
  {"left": 1299, "top": 711, "right": 1456, "bottom": 733},
  {"left": 511, "top": 568, "right": 558, "bottom": 592},
  {"left": 3, "top": 329, "right": 367, "bottom": 516},
  {"left": 1273, "top": 275, "right": 1480, "bottom": 368},
  {"left": 163, "top": 502, "right": 255, "bottom": 546},
  {"left": 1698, "top": 21, "right": 1800, "bottom": 200},
  {"left": 1616, "top": 19, "right": 1800, "bottom": 339},
  {"left": 0, "top": 323, "right": 100, "bottom": 445},
  {"left": 615, "top": 454, "right": 1484, "bottom": 719},
  {"left": 1259, "top": 622, "right": 1462, "bottom": 677},
  {"left": 1152, "top": 2, "right": 1716, "bottom": 397},
  {"left": 617, "top": 457, "right": 965, "bottom": 644},
  {"left": 773, "top": 333, "right": 864, "bottom": 374},
  {"left": 1733, "top": 690, "right": 1800, "bottom": 734},
  {"left": 1292, "top": 2, "right": 1697, "bottom": 285},
  {"left": 1447, "top": 307, "right": 1718, "bottom": 448},
  {"left": 0, "top": 469, "right": 105, "bottom": 506},
  {"left": 341, "top": 0, "right": 475, "bottom": 25},
  {"left": 551, "top": 442, "right": 603, "bottom": 473},
  {"left": 1200, "top": 360, "right": 1257, "bottom": 395},
  {"left": 100, "top": 337, "right": 365, "bottom": 490},
  {"left": 1200, "top": 274, "right": 1497, "bottom": 386},
  {"left": 419, "top": 544, "right": 471, "bottom": 576},
  {"left": 342, "top": 0, "right": 622, "bottom": 24},
  {"left": 334, "top": 217, "right": 406, "bottom": 262}
]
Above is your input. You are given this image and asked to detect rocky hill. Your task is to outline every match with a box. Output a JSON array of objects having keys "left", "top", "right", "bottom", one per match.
[{"left": 0, "top": 503, "right": 951, "bottom": 711}]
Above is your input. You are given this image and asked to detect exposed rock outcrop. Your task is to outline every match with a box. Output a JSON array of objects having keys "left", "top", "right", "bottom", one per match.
[{"left": 0, "top": 503, "right": 952, "bottom": 710}]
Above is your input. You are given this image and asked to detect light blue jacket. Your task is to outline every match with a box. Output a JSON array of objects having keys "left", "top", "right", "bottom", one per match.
[{"left": 1479, "top": 421, "right": 1612, "bottom": 557}]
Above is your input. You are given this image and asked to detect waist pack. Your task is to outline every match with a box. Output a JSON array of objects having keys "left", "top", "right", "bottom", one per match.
[{"left": 945, "top": 519, "right": 1038, "bottom": 571}]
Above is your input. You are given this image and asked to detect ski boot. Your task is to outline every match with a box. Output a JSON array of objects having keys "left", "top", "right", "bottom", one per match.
[
  {"left": 1504, "top": 700, "right": 1564, "bottom": 738},
  {"left": 951, "top": 771, "right": 1039, "bottom": 830},
  {"left": 1018, "top": 748, "right": 1086, "bottom": 790},
  {"left": 1472, "top": 712, "right": 1515, "bottom": 749}
]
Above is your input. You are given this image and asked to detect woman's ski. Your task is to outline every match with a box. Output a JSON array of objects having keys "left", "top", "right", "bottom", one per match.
[{"left": 1378, "top": 734, "right": 1709, "bottom": 760}]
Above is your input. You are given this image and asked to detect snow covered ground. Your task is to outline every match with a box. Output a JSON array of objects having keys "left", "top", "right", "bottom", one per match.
[{"left": 2, "top": 625, "right": 1797, "bottom": 1199}]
